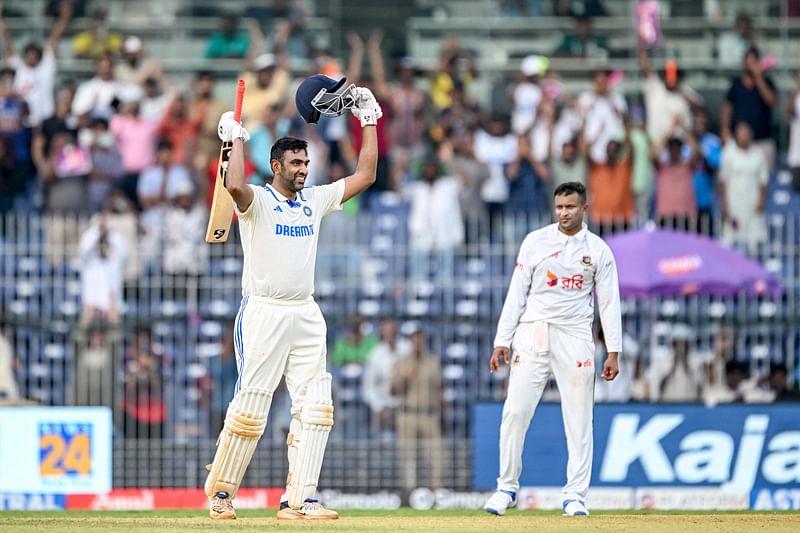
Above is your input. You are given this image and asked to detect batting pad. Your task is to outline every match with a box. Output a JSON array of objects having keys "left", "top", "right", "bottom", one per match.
[
  {"left": 205, "top": 387, "right": 272, "bottom": 499},
  {"left": 286, "top": 372, "right": 334, "bottom": 508}
]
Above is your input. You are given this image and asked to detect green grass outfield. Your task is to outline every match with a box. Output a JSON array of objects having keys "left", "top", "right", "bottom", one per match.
[{"left": 1, "top": 509, "right": 799, "bottom": 532}]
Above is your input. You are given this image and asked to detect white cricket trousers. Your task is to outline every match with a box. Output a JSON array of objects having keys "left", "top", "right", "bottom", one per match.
[
  {"left": 233, "top": 295, "right": 327, "bottom": 416},
  {"left": 496, "top": 322, "right": 595, "bottom": 502}
]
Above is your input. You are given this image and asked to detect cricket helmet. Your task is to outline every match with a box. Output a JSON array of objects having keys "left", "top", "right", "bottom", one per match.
[{"left": 295, "top": 74, "right": 357, "bottom": 124}]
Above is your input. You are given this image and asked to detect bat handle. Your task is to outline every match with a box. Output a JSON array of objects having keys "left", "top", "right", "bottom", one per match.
[{"left": 233, "top": 79, "right": 245, "bottom": 122}]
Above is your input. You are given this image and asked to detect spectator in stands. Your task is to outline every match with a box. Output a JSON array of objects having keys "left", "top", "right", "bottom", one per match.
[
  {"left": 551, "top": 135, "right": 587, "bottom": 189},
  {"left": 787, "top": 73, "right": 800, "bottom": 194},
  {"left": 0, "top": 136, "right": 26, "bottom": 223},
  {"left": 139, "top": 75, "right": 174, "bottom": 123},
  {"left": 768, "top": 363, "right": 800, "bottom": 402},
  {"left": 657, "top": 326, "right": 703, "bottom": 402},
  {"left": 79, "top": 215, "right": 127, "bottom": 327},
  {"left": 510, "top": 55, "right": 546, "bottom": 136},
  {"left": 579, "top": 68, "right": 627, "bottom": 164},
  {"left": 628, "top": 109, "right": 654, "bottom": 221},
  {"left": 691, "top": 109, "right": 722, "bottom": 234},
  {"left": 433, "top": 80, "right": 482, "bottom": 143},
  {"left": 239, "top": 21, "right": 291, "bottom": 132},
  {"left": 446, "top": 129, "right": 490, "bottom": 247},
  {"left": 122, "top": 325, "right": 167, "bottom": 439},
  {"left": 33, "top": 84, "right": 77, "bottom": 180},
  {"left": 362, "top": 319, "right": 411, "bottom": 434},
  {"left": 552, "top": 15, "right": 609, "bottom": 58},
  {"left": 109, "top": 85, "right": 159, "bottom": 205},
  {"left": 0, "top": 0, "right": 70, "bottom": 128},
  {"left": 702, "top": 325, "right": 735, "bottom": 406},
  {"left": 407, "top": 151, "right": 465, "bottom": 282},
  {"left": 586, "top": 129, "right": 634, "bottom": 233},
  {"left": 98, "top": 187, "right": 141, "bottom": 284},
  {"left": 72, "top": 6, "right": 122, "bottom": 59},
  {"left": 250, "top": 103, "right": 291, "bottom": 181},
  {"left": 71, "top": 53, "right": 122, "bottom": 119},
  {"left": 191, "top": 71, "right": 227, "bottom": 163},
  {"left": 0, "top": 67, "right": 31, "bottom": 177},
  {"left": 650, "top": 125, "right": 698, "bottom": 231},
  {"left": 429, "top": 36, "right": 477, "bottom": 111},
  {"left": 721, "top": 47, "right": 777, "bottom": 172},
  {"left": 114, "top": 35, "right": 164, "bottom": 88},
  {"left": 205, "top": 13, "right": 251, "bottom": 59},
  {"left": 158, "top": 94, "right": 202, "bottom": 165},
  {"left": 504, "top": 132, "right": 550, "bottom": 225},
  {"left": 719, "top": 121, "right": 768, "bottom": 251},
  {"left": 137, "top": 140, "right": 194, "bottom": 231},
  {"left": 41, "top": 130, "right": 91, "bottom": 266},
  {"left": 704, "top": 360, "right": 748, "bottom": 406},
  {"left": 717, "top": 12, "right": 757, "bottom": 67},
  {"left": 391, "top": 328, "right": 444, "bottom": 493},
  {"left": 330, "top": 317, "right": 378, "bottom": 367},
  {"left": 474, "top": 114, "right": 517, "bottom": 227},
  {"left": 0, "top": 311, "right": 20, "bottom": 403},
  {"left": 162, "top": 179, "right": 208, "bottom": 295},
  {"left": 87, "top": 118, "right": 124, "bottom": 213},
  {"left": 72, "top": 324, "right": 121, "bottom": 408},
  {"left": 638, "top": 50, "right": 698, "bottom": 144}
]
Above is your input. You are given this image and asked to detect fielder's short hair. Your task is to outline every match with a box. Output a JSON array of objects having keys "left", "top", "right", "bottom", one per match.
[
  {"left": 554, "top": 181, "right": 587, "bottom": 202},
  {"left": 271, "top": 136, "right": 309, "bottom": 163}
]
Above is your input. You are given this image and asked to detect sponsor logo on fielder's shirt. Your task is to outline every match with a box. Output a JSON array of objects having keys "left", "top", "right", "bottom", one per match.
[
  {"left": 576, "top": 358, "right": 593, "bottom": 368},
  {"left": 275, "top": 224, "right": 314, "bottom": 237},
  {"left": 545, "top": 271, "right": 584, "bottom": 289},
  {"left": 546, "top": 270, "right": 558, "bottom": 286}
]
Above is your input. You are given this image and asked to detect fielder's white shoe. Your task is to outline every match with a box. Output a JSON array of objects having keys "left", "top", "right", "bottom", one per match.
[
  {"left": 276, "top": 499, "right": 339, "bottom": 520},
  {"left": 562, "top": 499, "right": 589, "bottom": 516},
  {"left": 483, "top": 490, "right": 517, "bottom": 516},
  {"left": 209, "top": 491, "right": 236, "bottom": 520}
]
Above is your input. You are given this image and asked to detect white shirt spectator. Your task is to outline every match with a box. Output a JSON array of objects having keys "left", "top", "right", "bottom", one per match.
[
  {"left": 719, "top": 142, "right": 769, "bottom": 249},
  {"left": 79, "top": 224, "right": 128, "bottom": 317},
  {"left": 137, "top": 163, "right": 194, "bottom": 230},
  {"left": 362, "top": 337, "right": 412, "bottom": 414},
  {"left": 163, "top": 201, "right": 209, "bottom": 275},
  {"left": 72, "top": 77, "right": 122, "bottom": 118},
  {"left": 642, "top": 74, "right": 692, "bottom": 142},
  {"left": 407, "top": 175, "right": 465, "bottom": 251},
  {"left": 0, "top": 330, "right": 20, "bottom": 401},
  {"left": 474, "top": 129, "right": 518, "bottom": 203},
  {"left": 511, "top": 81, "right": 542, "bottom": 135},
  {"left": 9, "top": 47, "right": 56, "bottom": 127},
  {"left": 594, "top": 333, "right": 639, "bottom": 402},
  {"left": 578, "top": 91, "right": 627, "bottom": 163}
]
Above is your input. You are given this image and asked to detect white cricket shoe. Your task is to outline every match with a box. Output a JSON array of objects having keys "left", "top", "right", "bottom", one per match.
[
  {"left": 483, "top": 490, "right": 517, "bottom": 516},
  {"left": 562, "top": 499, "right": 589, "bottom": 516},
  {"left": 209, "top": 491, "right": 236, "bottom": 520},
  {"left": 276, "top": 499, "right": 339, "bottom": 520}
]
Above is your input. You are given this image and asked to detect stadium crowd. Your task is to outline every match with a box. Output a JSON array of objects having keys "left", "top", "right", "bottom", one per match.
[{"left": 0, "top": 0, "right": 799, "bottom": 452}]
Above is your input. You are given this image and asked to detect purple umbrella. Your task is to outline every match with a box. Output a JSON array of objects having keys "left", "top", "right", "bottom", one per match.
[{"left": 604, "top": 227, "right": 783, "bottom": 297}]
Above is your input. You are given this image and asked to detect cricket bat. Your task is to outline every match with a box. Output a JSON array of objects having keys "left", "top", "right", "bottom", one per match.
[{"left": 205, "top": 79, "right": 246, "bottom": 243}]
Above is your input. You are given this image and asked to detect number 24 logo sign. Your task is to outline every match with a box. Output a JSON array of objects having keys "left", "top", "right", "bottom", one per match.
[{"left": 39, "top": 423, "right": 92, "bottom": 477}]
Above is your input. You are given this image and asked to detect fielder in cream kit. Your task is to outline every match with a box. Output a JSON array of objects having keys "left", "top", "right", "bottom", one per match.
[
  {"left": 483, "top": 182, "right": 622, "bottom": 517},
  {"left": 204, "top": 75, "right": 382, "bottom": 520}
]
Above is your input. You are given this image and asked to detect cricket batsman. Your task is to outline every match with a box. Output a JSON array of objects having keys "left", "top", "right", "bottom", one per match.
[
  {"left": 483, "top": 182, "right": 622, "bottom": 517},
  {"left": 204, "top": 75, "right": 381, "bottom": 520}
]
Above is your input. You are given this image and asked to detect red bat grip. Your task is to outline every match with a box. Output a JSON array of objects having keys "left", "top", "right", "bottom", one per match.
[{"left": 233, "top": 79, "right": 245, "bottom": 122}]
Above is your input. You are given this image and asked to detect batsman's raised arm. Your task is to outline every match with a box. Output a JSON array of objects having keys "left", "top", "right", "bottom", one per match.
[
  {"left": 218, "top": 112, "right": 253, "bottom": 212},
  {"left": 341, "top": 87, "right": 382, "bottom": 203}
]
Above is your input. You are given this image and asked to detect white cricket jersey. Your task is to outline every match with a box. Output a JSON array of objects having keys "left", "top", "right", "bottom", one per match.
[
  {"left": 235, "top": 181, "right": 345, "bottom": 301},
  {"left": 494, "top": 223, "right": 623, "bottom": 352}
]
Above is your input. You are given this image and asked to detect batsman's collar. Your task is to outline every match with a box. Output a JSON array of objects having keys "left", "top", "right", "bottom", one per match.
[{"left": 265, "top": 184, "right": 303, "bottom": 208}]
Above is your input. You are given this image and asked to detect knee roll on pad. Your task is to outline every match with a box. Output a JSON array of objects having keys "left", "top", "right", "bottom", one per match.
[
  {"left": 286, "top": 372, "right": 334, "bottom": 508},
  {"left": 205, "top": 387, "right": 272, "bottom": 499}
]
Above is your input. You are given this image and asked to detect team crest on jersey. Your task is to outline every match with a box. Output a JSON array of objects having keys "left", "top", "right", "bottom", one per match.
[
  {"left": 303, "top": 206, "right": 313, "bottom": 217},
  {"left": 581, "top": 255, "right": 592, "bottom": 266}
]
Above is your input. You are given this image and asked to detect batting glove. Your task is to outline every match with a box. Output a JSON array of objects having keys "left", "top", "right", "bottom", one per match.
[
  {"left": 350, "top": 87, "right": 383, "bottom": 127},
  {"left": 218, "top": 111, "right": 251, "bottom": 143}
]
